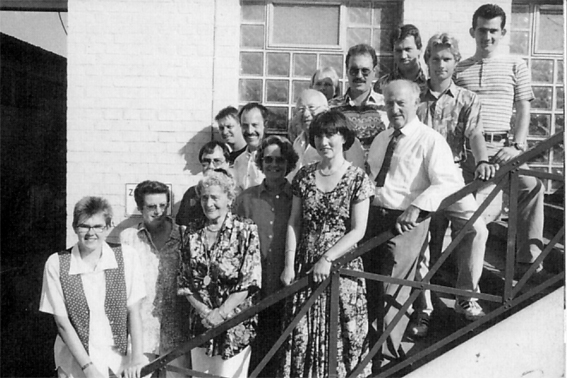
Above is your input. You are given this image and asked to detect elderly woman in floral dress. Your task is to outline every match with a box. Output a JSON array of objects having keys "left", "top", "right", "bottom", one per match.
[{"left": 178, "top": 169, "right": 261, "bottom": 378}]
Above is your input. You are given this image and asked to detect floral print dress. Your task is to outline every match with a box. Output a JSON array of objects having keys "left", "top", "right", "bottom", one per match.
[
  {"left": 177, "top": 211, "right": 262, "bottom": 360},
  {"left": 279, "top": 163, "right": 374, "bottom": 378}
]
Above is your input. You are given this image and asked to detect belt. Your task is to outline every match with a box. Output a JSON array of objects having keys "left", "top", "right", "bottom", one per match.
[{"left": 483, "top": 132, "right": 508, "bottom": 143}]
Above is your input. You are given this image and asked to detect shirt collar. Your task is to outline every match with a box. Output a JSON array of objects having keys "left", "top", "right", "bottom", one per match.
[
  {"left": 396, "top": 116, "right": 420, "bottom": 137},
  {"left": 136, "top": 216, "right": 180, "bottom": 242},
  {"left": 344, "top": 88, "right": 384, "bottom": 106},
  {"left": 424, "top": 79, "right": 457, "bottom": 100},
  {"left": 69, "top": 241, "right": 117, "bottom": 275},
  {"left": 258, "top": 179, "right": 293, "bottom": 198}
]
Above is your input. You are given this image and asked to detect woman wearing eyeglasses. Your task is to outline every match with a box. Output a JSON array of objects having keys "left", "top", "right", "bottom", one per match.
[
  {"left": 120, "top": 181, "right": 192, "bottom": 376},
  {"left": 279, "top": 110, "right": 374, "bottom": 377},
  {"left": 178, "top": 169, "right": 261, "bottom": 378},
  {"left": 234, "top": 135, "right": 298, "bottom": 377},
  {"left": 40, "top": 196, "right": 146, "bottom": 378}
]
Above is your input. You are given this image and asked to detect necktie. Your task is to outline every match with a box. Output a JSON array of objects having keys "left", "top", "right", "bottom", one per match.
[{"left": 375, "top": 128, "right": 402, "bottom": 187}]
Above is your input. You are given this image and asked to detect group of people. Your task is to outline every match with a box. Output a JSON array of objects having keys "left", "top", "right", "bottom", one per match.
[{"left": 40, "top": 4, "right": 548, "bottom": 378}]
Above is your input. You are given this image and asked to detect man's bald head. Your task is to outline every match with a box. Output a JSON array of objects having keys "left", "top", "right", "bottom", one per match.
[{"left": 296, "top": 89, "right": 329, "bottom": 133}]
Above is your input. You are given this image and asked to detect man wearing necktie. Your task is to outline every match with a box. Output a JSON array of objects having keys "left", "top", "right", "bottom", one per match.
[{"left": 364, "top": 79, "right": 466, "bottom": 371}]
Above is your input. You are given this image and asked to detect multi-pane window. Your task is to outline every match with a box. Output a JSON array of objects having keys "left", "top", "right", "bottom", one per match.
[
  {"left": 511, "top": 3, "right": 564, "bottom": 192},
  {"left": 239, "top": 1, "right": 401, "bottom": 135}
]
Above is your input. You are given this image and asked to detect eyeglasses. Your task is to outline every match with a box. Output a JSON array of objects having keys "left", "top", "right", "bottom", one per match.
[
  {"left": 348, "top": 67, "right": 373, "bottom": 77},
  {"left": 263, "top": 156, "right": 286, "bottom": 164},
  {"left": 296, "top": 105, "right": 321, "bottom": 115},
  {"left": 201, "top": 158, "right": 226, "bottom": 167},
  {"left": 77, "top": 224, "right": 107, "bottom": 233},
  {"left": 144, "top": 203, "right": 168, "bottom": 212}
]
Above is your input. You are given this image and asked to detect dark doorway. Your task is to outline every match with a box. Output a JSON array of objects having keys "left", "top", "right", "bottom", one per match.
[{"left": 1, "top": 32, "right": 66, "bottom": 377}]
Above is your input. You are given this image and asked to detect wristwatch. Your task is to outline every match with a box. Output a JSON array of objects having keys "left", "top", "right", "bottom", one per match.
[{"left": 511, "top": 141, "right": 527, "bottom": 152}]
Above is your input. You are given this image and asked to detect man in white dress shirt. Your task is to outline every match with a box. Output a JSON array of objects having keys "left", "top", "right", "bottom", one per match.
[{"left": 364, "top": 79, "right": 466, "bottom": 370}]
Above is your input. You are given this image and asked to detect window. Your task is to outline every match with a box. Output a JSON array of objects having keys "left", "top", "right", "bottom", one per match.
[
  {"left": 239, "top": 1, "right": 401, "bottom": 135},
  {"left": 511, "top": 2, "right": 564, "bottom": 193}
]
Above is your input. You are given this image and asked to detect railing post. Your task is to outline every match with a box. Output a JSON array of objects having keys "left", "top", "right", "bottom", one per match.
[
  {"left": 504, "top": 170, "right": 520, "bottom": 304},
  {"left": 328, "top": 269, "right": 340, "bottom": 378}
]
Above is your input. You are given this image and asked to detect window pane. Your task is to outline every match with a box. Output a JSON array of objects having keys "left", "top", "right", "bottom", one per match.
[
  {"left": 348, "top": 5, "right": 371, "bottom": 25},
  {"left": 240, "top": 52, "right": 263, "bottom": 76},
  {"left": 239, "top": 79, "right": 263, "bottom": 102},
  {"left": 292, "top": 81, "right": 311, "bottom": 104},
  {"left": 373, "top": 29, "right": 392, "bottom": 53},
  {"left": 511, "top": 5, "right": 530, "bottom": 29},
  {"left": 556, "top": 87, "right": 564, "bottom": 110},
  {"left": 266, "top": 106, "right": 289, "bottom": 133},
  {"left": 528, "top": 142, "right": 549, "bottom": 163},
  {"left": 558, "top": 61, "right": 563, "bottom": 83},
  {"left": 556, "top": 114, "right": 564, "bottom": 134},
  {"left": 267, "top": 53, "right": 290, "bottom": 77},
  {"left": 551, "top": 168, "right": 563, "bottom": 192},
  {"left": 266, "top": 80, "right": 289, "bottom": 103},
  {"left": 272, "top": 5, "right": 339, "bottom": 46},
  {"left": 320, "top": 55, "right": 344, "bottom": 79},
  {"left": 535, "top": 8, "right": 564, "bottom": 53},
  {"left": 241, "top": 4, "right": 264, "bottom": 22},
  {"left": 531, "top": 59, "right": 554, "bottom": 83},
  {"left": 532, "top": 87, "right": 552, "bottom": 110},
  {"left": 293, "top": 54, "right": 317, "bottom": 77},
  {"left": 373, "top": 3, "right": 399, "bottom": 27},
  {"left": 347, "top": 28, "right": 371, "bottom": 48},
  {"left": 510, "top": 31, "right": 529, "bottom": 55},
  {"left": 552, "top": 144, "right": 564, "bottom": 164},
  {"left": 241, "top": 25, "right": 264, "bottom": 48},
  {"left": 529, "top": 113, "right": 551, "bottom": 136}
]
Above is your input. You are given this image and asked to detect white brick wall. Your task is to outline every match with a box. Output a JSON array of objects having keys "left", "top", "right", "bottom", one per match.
[{"left": 66, "top": 0, "right": 240, "bottom": 246}]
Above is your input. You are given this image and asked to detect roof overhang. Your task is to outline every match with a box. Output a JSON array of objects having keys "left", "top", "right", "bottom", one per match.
[{"left": 0, "top": 0, "right": 67, "bottom": 12}]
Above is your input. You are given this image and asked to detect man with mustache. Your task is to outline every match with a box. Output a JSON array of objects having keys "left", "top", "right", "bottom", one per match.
[
  {"left": 454, "top": 4, "right": 547, "bottom": 282},
  {"left": 329, "top": 43, "right": 388, "bottom": 150},
  {"left": 233, "top": 102, "right": 269, "bottom": 193},
  {"left": 375, "top": 24, "right": 428, "bottom": 95}
]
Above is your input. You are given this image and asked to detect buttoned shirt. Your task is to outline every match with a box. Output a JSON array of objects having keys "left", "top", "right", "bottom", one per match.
[
  {"left": 454, "top": 55, "right": 534, "bottom": 133},
  {"left": 288, "top": 131, "right": 366, "bottom": 180},
  {"left": 233, "top": 148, "right": 265, "bottom": 194},
  {"left": 417, "top": 80, "right": 484, "bottom": 162},
  {"left": 329, "top": 89, "right": 388, "bottom": 149},
  {"left": 375, "top": 64, "right": 429, "bottom": 94},
  {"left": 367, "top": 117, "right": 465, "bottom": 212},
  {"left": 40, "top": 242, "right": 146, "bottom": 378},
  {"left": 234, "top": 180, "right": 292, "bottom": 296}
]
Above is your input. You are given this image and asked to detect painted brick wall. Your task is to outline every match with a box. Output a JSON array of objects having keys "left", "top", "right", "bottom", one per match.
[
  {"left": 403, "top": 0, "right": 512, "bottom": 59},
  {"left": 66, "top": 0, "right": 240, "bottom": 246}
]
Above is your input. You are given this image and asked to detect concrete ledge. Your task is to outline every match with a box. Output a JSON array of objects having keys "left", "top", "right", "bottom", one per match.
[{"left": 405, "top": 288, "right": 566, "bottom": 378}]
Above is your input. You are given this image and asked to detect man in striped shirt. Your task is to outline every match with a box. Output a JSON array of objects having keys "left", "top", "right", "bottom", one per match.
[{"left": 454, "top": 3, "right": 546, "bottom": 279}]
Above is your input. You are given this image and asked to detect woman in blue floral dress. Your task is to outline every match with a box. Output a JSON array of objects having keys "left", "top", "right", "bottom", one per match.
[
  {"left": 178, "top": 169, "right": 262, "bottom": 378},
  {"left": 280, "top": 110, "right": 374, "bottom": 377}
]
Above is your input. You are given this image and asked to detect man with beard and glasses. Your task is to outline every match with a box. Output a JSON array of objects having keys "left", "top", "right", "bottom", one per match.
[
  {"left": 233, "top": 102, "right": 270, "bottom": 194},
  {"left": 329, "top": 44, "right": 388, "bottom": 151}
]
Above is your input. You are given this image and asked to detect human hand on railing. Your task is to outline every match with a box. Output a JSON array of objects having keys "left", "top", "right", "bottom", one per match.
[
  {"left": 395, "top": 205, "right": 420, "bottom": 234},
  {"left": 122, "top": 354, "right": 147, "bottom": 378},
  {"left": 202, "top": 308, "right": 226, "bottom": 328},
  {"left": 281, "top": 265, "right": 295, "bottom": 286},
  {"left": 474, "top": 161, "right": 498, "bottom": 181},
  {"left": 492, "top": 146, "right": 521, "bottom": 165},
  {"left": 311, "top": 257, "right": 332, "bottom": 283}
]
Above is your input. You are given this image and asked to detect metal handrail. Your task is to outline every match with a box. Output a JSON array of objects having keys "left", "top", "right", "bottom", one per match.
[{"left": 140, "top": 132, "right": 564, "bottom": 378}]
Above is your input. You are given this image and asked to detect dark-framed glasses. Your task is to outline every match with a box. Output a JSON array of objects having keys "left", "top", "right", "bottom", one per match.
[
  {"left": 201, "top": 158, "right": 226, "bottom": 167},
  {"left": 77, "top": 224, "right": 107, "bottom": 233},
  {"left": 263, "top": 156, "right": 286, "bottom": 164},
  {"left": 348, "top": 67, "right": 373, "bottom": 77}
]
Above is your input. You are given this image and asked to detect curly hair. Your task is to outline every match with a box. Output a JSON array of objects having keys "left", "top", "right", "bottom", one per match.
[
  {"left": 424, "top": 33, "right": 461, "bottom": 63},
  {"left": 254, "top": 135, "right": 299, "bottom": 175},
  {"left": 196, "top": 169, "right": 236, "bottom": 201},
  {"left": 133, "top": 180, "right": 170, "bottom": 209}
]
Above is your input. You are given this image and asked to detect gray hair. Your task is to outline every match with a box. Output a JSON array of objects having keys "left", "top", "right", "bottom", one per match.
[
  {"left": 383, "top": 79, "right": 421, "bottom": 105},
  {"left": 196, "top": 169, "right": 236, "bottom": 201}
]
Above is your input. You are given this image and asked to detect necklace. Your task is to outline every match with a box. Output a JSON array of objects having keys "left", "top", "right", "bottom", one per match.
[
  {"left": 318, "top": 160, "right": 346, "bottom": 177},
  {"left": 202, "top": 224, "right": 221, "bottom": 287}
]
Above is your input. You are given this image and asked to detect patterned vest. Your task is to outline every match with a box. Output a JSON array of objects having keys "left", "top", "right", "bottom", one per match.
[{"left": 58, "top": 246, "right": 129, "bottom": 355}]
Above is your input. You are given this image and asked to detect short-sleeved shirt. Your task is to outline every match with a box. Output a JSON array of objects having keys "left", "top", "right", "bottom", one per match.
[
  {"left": 40, "top": 242, "right": 146, "bottom": 378},
  {"left": 454, "top": 55, "right": 534, "bottom": 133},
  {"left": 417, "top": 80, "right": 484, "bottom": 162},
  {"left": 234, "top": 180, "right": 292, "bottom": 296},
  {"left": 177, "top": 212, "right": 262, "bottom": 359},
  {"left": 329, "top": 89, "right": 389, "bottom": 149}
]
